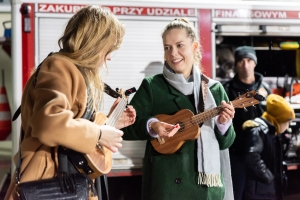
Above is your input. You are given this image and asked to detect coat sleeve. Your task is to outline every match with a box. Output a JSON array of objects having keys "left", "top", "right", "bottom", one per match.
[
  {"left": 26, "top": 56, "right": 101, "bottom": 154},
  {"left": 243, "top": 123, "right": 274, "bottom": 183},
  {"left": 122, "top": 78, "right": 154, "bottom": 140},
  {"left": 210, "top": 82, "right": 236, "bottom": 150}
]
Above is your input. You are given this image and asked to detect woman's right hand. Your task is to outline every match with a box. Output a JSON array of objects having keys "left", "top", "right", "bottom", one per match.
[
  {"left": 150, "top": 121, "right": 180, "bottom": 138},
  {"left": 98, "top": 125, "right": 123, "bottom": 153}
]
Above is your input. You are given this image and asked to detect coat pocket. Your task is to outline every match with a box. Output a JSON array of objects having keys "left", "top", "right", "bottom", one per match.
[{"left": 150, "top": 153, "right": 185, "bottom": 198}]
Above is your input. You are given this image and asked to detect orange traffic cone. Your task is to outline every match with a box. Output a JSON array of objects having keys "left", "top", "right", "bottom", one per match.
[{"left": 0, "top": 70, "right": 11, "bottom": 140}]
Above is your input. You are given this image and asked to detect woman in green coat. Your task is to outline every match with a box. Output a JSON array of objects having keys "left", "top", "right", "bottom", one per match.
[{"left": 122, "top": 18, "right": 236, "bottom": 200}]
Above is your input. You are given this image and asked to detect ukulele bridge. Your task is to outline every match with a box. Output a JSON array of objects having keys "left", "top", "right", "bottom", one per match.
[{"left": 157, "top": 137, "right": 165, "bottom": 144}]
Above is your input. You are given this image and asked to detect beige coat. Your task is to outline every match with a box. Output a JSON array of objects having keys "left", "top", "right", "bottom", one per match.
[{"left": 5, "top": 55, "right": 102, "bottom": 200}]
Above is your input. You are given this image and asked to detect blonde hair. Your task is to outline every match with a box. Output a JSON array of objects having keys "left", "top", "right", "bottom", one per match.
[
  {"left": 162, "top": 18, "right": 202, "bottom": 69},
  {"left": 57, "top": 5, "right": 125, "bottom": 110}
]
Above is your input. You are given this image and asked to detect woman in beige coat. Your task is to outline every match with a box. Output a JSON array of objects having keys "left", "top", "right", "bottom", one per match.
[{"left": 5, "top": 5, "right": 136, "bottom": 200}]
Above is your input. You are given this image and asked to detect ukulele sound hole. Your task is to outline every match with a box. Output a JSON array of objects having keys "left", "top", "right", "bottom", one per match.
[{"left": 176, "top": 122, "right": 185, "bottom": 132}]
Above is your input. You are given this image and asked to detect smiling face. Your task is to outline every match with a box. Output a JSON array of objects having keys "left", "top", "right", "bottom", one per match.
[{"left": 163, "top": 28, "right": 198, "bottom": 78}]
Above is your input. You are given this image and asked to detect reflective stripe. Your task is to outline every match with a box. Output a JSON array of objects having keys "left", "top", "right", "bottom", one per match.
[
  {"left": 0, "top": 94, "right": 9, "bottom": 103},
  {"left": 0, "top": 111, "right": 11, "bottom": 120}
]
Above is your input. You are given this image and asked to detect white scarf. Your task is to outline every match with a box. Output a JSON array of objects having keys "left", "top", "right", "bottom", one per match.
[{"left": 163, "top": 65, "right": 234, "bottom": 199}]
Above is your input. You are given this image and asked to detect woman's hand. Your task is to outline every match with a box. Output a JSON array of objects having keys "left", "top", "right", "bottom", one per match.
[
  {"left": 150, "top": 121, "right": 180, "bottom": 138},
  {"left": 115, "top": 105, "right": 136, "bottom": 129},
  {"left": 98, "top": 125, "right": 123, "bottom": 153},
  {"left": 218, "top": 100, "right": 235, "bottom": 124},
  {"left": 108, "top": 97, "right": 136, "bottom": 129}
]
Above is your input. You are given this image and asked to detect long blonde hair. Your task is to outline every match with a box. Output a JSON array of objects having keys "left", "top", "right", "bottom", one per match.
[
  {"left": 57, "top": 5, "right": 125, "bottom": 110},
  {"left": 162, "top": 18, "right": 202, "bottom": 69}
]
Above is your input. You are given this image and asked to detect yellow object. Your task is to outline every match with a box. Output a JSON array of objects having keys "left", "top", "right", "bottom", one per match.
[
  {"left": 242, "top": 120, "right": 259, "bottom": 130},
  {"left": 280, "top": 42, "right": 299, "bottom": 50},
  {"left": 265, "top": 94, "right": 295, "bottom": 123}
]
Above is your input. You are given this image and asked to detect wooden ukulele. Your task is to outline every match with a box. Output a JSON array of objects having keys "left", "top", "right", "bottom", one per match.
[
  {"left": 150, "top": 90, "right": 265, "bottom": 154},
  {"left": 67, "top": 87, "right": 136, "bottom": 179}
]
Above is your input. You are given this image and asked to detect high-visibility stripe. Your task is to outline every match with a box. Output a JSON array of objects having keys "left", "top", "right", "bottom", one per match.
[
  {"left": 0, "top": 111, "right": 11, "bottom": 120},
  {"left": 0, "top": 94, "right": 9, "bottom": 103},
  {"left": 0, "top": 86, "right": 12, "bottom": 140}
]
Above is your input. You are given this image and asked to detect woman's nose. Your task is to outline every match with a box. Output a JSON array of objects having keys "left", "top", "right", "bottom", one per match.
[{"left": 171, "top": 48, "right": 178, "bottom": 56}]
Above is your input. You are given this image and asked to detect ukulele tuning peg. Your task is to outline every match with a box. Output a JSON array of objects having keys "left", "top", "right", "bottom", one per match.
[
  {"left": 157, "top": 137, "right": 165, "bottom": 145},
  {"left": 243, "top": 107, "right": 248, "bottom": 112},
  {"left": 238, "top": 92, "right": 242, "bottom": 99}
]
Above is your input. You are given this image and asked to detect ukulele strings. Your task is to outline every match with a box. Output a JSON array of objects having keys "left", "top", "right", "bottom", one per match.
[
  {"left": 107, "top": 98, "right": 127, "bottom": 127},
  {"left": 108, "top": 98, "right": 127, "bottom": 126},
  {"left": 174, "top": 100, "right": 250, "bottom": 131},
  {"left": 174, "top": 106, "right": 223, "bottom": 132}
]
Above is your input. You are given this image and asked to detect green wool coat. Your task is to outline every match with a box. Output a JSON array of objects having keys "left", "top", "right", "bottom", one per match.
[{"left": 122, "top": 74, "right": 235, "bottom": 200}]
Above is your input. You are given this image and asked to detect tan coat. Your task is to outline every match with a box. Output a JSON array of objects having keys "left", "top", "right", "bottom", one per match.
[{"left": 5, "top": 55, "right": 101, "bottom": 200}]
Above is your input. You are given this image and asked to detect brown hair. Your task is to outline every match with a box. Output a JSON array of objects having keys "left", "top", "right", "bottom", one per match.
[
  {"left": 57, "top": 5, "right": 125, "bottom": 110},
  {"left": 162, "top": 18, "right": 202, "bottom": 69}
]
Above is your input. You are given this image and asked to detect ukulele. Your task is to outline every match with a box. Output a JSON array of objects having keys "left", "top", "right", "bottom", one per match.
[
  {"left": 150, "top": 90, "right": 265, "bottom": 154},
  {"left": 67, "top": 87, "right": 136, "bottom": 179}
]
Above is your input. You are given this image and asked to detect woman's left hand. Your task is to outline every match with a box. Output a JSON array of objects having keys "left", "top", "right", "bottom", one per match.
[
  {"left": 218, "top": 100, "right": 235, "bottom": 124},
  {"left": 109, "top": 97, "right": 136, "bottom": 129},
  {"left": 115, "top": 105, "right": 136, "bottom": 129}
]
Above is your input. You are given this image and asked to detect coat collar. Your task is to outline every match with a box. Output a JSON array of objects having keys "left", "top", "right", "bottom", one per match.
[{"left": 164, "top": 79, "right": 195, "bottom": 113}]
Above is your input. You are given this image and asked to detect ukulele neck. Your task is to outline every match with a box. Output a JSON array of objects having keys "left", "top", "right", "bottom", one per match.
[
  {"left": 106, "top": 98, "right": 127, "bottom": 127},
  {"left": 191, "top": 105, "right": 223, "bottom": 124}
]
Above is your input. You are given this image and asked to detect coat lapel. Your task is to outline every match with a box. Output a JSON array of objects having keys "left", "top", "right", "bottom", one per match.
[{"left": 166, "top": 83, "right": 195, "bottom": 113}]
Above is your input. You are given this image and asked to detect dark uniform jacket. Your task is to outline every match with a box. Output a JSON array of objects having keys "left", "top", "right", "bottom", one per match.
[
  {"left": 242, "top": 117, "right": 286, "bottom": 200},
  {"left": 223, "top": 72, "right": 272, "bottom": 154}
]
